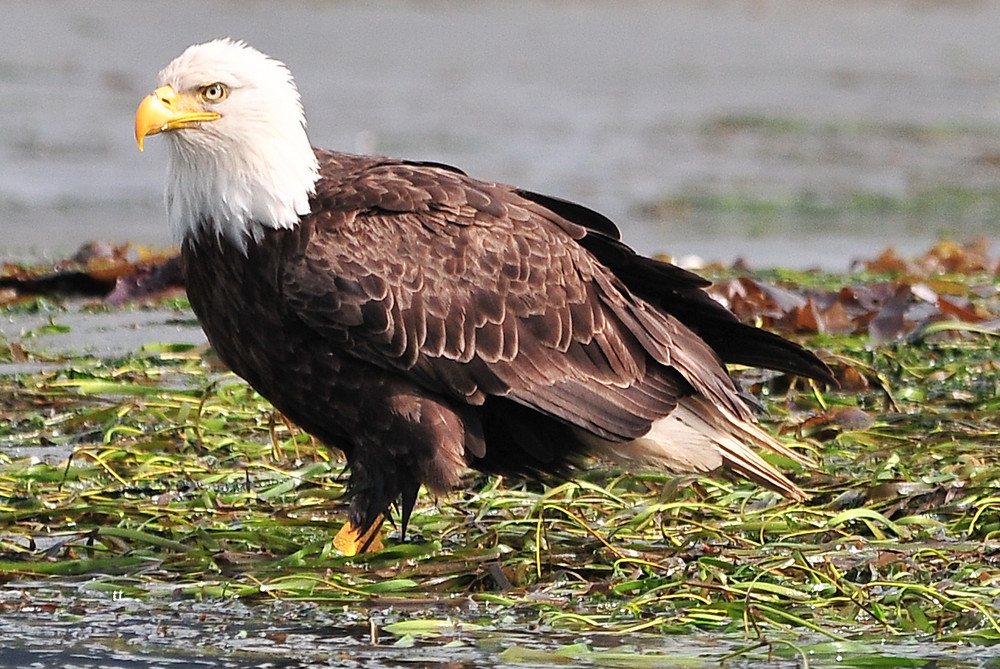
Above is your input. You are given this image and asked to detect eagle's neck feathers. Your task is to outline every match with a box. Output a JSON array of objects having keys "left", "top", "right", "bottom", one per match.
[{"left": 166, "top": 134, "right": 318, "bottom": 249}]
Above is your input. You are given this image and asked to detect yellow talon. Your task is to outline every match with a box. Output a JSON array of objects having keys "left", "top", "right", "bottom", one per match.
[{"left": 333, "top": 518, "right": 384, "bottom": 556}]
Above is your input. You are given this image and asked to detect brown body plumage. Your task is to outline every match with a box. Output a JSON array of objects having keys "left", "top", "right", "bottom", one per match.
[
  {"left": 182, "top": 150, "right": 832, "bottom": 537},
  {"left": 138, "top": 41, "right": 833, "bottom": 553}
]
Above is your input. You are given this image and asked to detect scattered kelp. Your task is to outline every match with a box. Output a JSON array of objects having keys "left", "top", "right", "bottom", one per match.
[
  {"left": 1, "top": 241, "right": 999, "bottom": 665},
  {"left": 707, "top": 239, "right": 998, "bottom": 341},
  {"left": 1, "top": 242, "right": 183, "bottom": 306}
]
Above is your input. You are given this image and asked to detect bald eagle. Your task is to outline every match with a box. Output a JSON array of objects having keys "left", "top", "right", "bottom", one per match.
[{"left": 136, "top": 39, "right": 833, "bottom": 555}]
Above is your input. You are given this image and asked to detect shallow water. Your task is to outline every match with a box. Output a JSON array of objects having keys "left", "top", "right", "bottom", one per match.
[
  {"left": 2, "top": 587, "right": 997, "bottom": 669},
  {"left": 2, "top": 0, "right": 1000, "bottom": 268}
]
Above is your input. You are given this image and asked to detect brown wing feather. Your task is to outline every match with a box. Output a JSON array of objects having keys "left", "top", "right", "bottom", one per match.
[
  {"left": 281, "top": 152, "right": 733, "bottom": 441},
  {"left": 516, "top": 189, "right": 835, "bottom": 385}
]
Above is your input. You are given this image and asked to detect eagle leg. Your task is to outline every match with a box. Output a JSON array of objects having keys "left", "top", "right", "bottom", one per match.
[
  {"left": 335, "top": 465, "right": 422, "bottom": 556},
  {"left": 333, "top": 516, "right": 385, "bottom": 556},
  {"left": 399, "top": 477, "right": 421, "bottom": 539}
]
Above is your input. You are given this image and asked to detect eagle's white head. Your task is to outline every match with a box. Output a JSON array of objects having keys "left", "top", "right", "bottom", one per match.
[{"left": 136, "top": 39, "right": 319, "bottom": 248}]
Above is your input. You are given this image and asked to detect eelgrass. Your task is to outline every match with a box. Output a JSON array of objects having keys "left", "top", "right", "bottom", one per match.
[{"left": 1, "top": 266, "right": 999, "bottom": 663}]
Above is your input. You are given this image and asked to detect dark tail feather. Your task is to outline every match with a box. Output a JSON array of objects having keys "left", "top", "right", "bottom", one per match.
[
  {"left": 695, "top": 320, "right": 837, "bottom": 386},
  {"left": 590, "top": 250, "right": 836, "bottom": 385}
]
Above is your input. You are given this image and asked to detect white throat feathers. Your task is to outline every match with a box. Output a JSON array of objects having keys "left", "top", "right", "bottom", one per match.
[{"left": 156, "top": 39, "right": 319, "bottom": 249}]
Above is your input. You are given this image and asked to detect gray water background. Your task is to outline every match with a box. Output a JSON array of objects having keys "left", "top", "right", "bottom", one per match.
[{"left": 3, "top": 0, "right": 1000, "bottom": 269}]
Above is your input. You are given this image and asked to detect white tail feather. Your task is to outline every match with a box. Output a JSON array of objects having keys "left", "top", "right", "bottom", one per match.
[{"left": 577, "top": 396, "right": 810, "bottom": 500}]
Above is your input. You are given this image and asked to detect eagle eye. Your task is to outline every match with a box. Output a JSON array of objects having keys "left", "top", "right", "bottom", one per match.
[{"left": 200, "top": 83, "right": 228, "bottom": 103}]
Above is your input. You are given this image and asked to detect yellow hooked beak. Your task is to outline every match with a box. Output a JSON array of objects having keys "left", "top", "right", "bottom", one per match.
[{"left": 135, "top": 85, "right": 222, "bottom": 151}]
